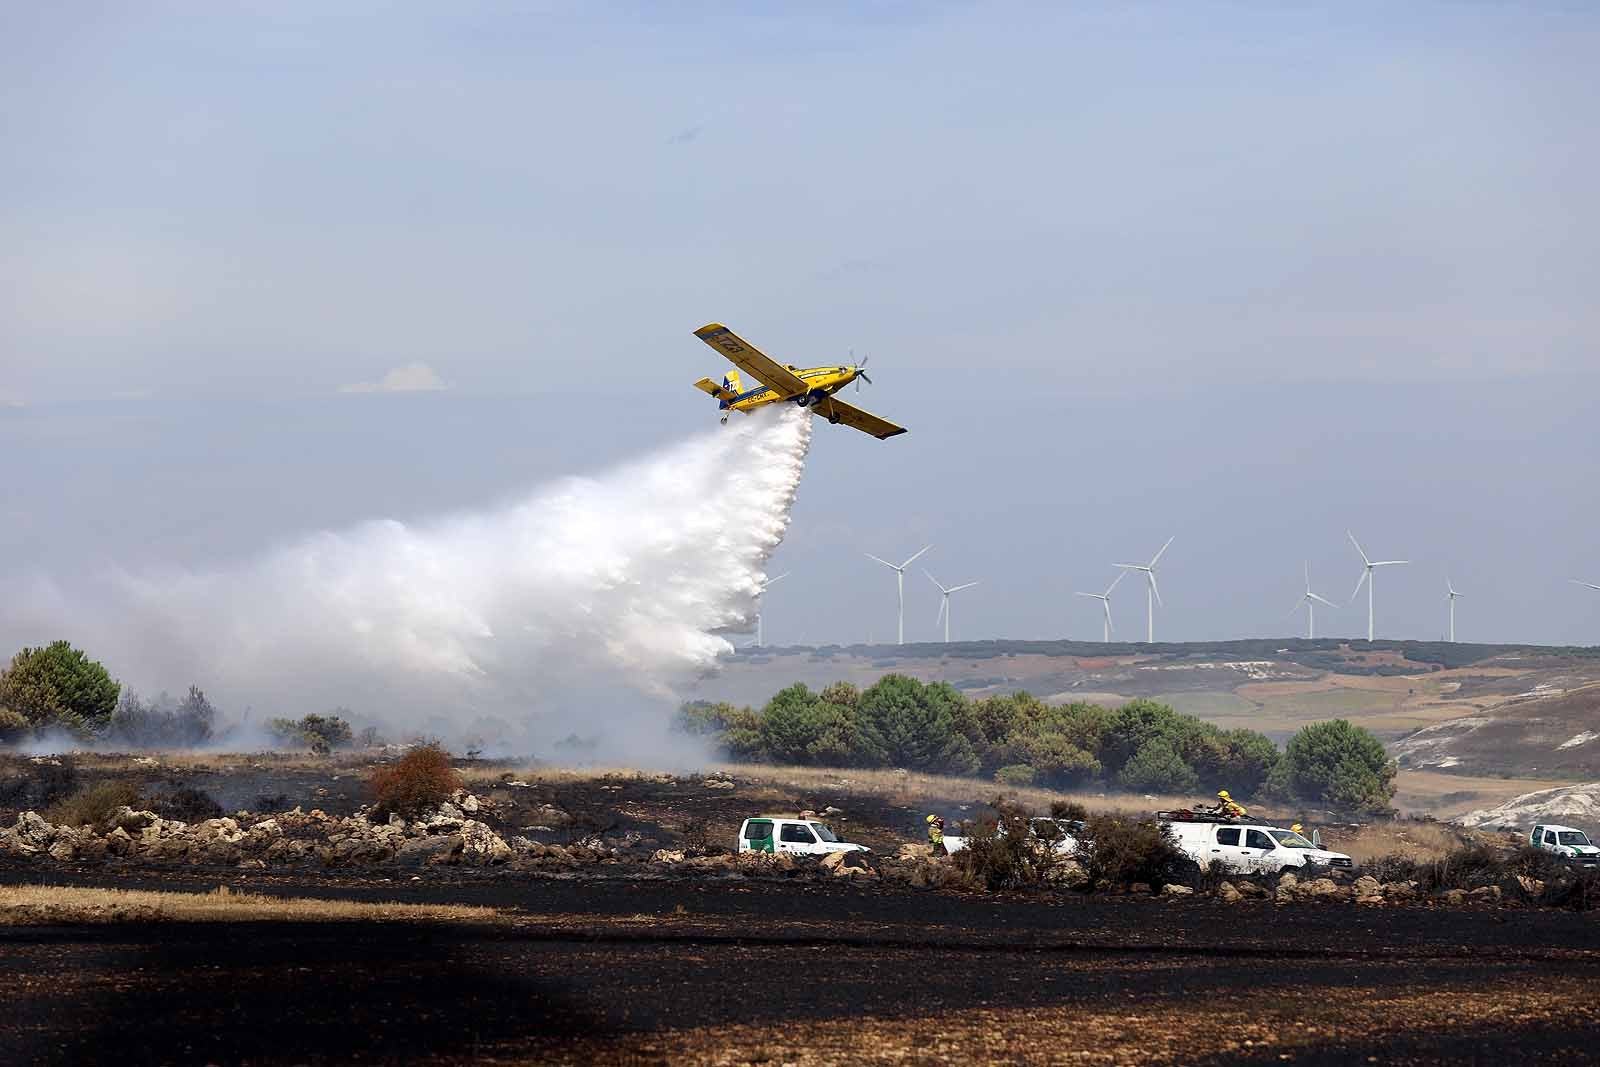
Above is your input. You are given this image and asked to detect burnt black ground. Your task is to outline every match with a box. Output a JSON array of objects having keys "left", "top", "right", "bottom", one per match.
[{"left": 6, "top": 872, "right": 1600, "bottom": 1065}]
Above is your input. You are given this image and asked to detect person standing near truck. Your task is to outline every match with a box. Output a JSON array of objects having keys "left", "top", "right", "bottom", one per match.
[{"left": 926, "top": 814, "right": 945, "bottom": 852}]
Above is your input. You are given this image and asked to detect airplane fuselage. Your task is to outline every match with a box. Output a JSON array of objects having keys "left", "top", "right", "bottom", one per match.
[{"left": 722, "top": 365, "right": 862, "bottom": 412}]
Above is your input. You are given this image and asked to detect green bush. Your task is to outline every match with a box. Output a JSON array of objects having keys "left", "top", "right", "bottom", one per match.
[
  {"left": 757, "top": 684, "right": 865, "bottom": 765},
  {"left": 0, "top": 640, "right": 120, "bottom": 737},
  {"left": 269, "top": 713, "right": 354, "bottom": 755},
  {"left": 856, "top": 675, "right": 979, "bottom": 775},
  {"left": 45, "top": 780, "right": 143, "bottom": 829},
  {"left": 1281, "top": 719, "right": 1396, "bottom": 812},
  {"left": 994, "top": 764, "right": 1036, "bottom": 787},
  {"left": 1116, "top": 738, "right": 1200, "bottom": 793},
  {"left": 951, "top": 799, "right": 1061, "bottom": 891},
  {"left": 1078, "top": 814, "right": 1194, "bottom": 889}
]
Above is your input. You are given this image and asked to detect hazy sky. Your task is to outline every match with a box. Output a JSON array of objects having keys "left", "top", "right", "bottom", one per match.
[{"left": 4, "top": 3, "right": 1598, "bottom": 679}]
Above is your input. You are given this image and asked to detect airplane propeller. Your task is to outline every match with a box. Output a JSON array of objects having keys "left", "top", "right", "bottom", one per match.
[{"left": 855, "top": 352, "right": 872, "bottom": 391}]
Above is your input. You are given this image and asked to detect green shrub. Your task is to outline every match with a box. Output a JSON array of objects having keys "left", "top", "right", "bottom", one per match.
[
  {"left": 1049, "top": 799, "right": 1088, "bottom": 821},
  {"left": 951, "top": 798, "right": 1061, "bottom": 891},
  {"left": 370, "top": 745, "right": 460, "bottom": 821},
  {"left": 857, "top": 675, "right": 979, "bottom": 775},
  {"left": 1078, "top": 814, "right": 1194, "bottom": 889},
  {"left": 0, "top": 640, "right": 120, "bottom": 737},
  {"left": 1281, "top": 720, "right": 1396, "bottom": 812},
  {"left": 994, "top": 764, "right": 1036, "bottom": 787},
  {"left": 269, "top": 713, "right": 354, "bottom": 755},
  {"left": 1116, "top": 738, "right": 1200, "bottom": 793},
  {"left": 44, "top": 780, "right": 143, "bottom": 828}
]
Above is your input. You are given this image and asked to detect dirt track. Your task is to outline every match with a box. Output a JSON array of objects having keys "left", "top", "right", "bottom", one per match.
[{"left": 7, "top": 870, "right": 1600, "bottom": 1065}]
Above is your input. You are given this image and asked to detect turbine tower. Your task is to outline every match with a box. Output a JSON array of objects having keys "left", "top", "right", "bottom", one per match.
[
  {"left": 865, "top": 544, "right": 931, "bottom": 645},
  {"left": 1291, "top": 562, "right": 1337, "bottom": 640},
  {"left": 1075, "top": 570, "right": 1127, "bottom": 642},
  {"left": 1446, "top": 577, "right": 1464, "bottom": 643},
  {"left": 925, "top": 571, "right": 979, "bottom": 643},
  {"left": 1348, "top": 530, "right": 1408, "bottom": 642},
  {"left": 754, "top": 572, "right": 789, "bottom": 648},
  {"left": 1115, "top": 535, "right": 1175, "bottom": 643}
]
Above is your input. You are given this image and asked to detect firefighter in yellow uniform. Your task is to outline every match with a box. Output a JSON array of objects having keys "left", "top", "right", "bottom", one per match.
[
  {"left": 926, "top": 814, "right": 945, "bottom": 852},
  {"left": 1217, "top": 790, "right": 1247, "bottom": 819}
]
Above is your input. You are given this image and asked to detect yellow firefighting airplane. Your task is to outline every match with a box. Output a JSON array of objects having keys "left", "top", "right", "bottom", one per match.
[{"left": 691, "top": 323, "right": 907, "bottom": 440}]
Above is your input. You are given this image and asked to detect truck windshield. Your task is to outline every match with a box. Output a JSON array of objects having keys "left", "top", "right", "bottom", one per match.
[
  {"left": 1269, "top": 830, "right": 1316, "bottom": 849},
  {"left": 809, "top": 822, "right": 839, "bottom": 842},
  {"left": 1558, "top": 831, "right": 1592, "bottom": 847}
]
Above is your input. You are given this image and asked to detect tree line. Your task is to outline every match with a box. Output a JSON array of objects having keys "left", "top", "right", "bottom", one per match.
[
  {"left": 677, "top": 674, "right": 1397, "bottom": 811},
  {"left": 0, "top": 640, "right": 356, "bottom": 752}
]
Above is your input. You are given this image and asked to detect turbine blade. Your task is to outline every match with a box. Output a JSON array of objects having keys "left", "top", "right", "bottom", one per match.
[
  {"left": 1114, "top": 563, "right": 1145, "bottom": 571},
  {"left": 764, "top": 572, "right": 790, "bottom": 588},
  {"left": 1347, "top": 531, "right": 1370, "bottom": 565},
  {"left": 1103, "top": 599, "right": 1114, "bottom": 632},
  {"left": 1351, "top": 567, "right": 1370, "bottom": 603},
  {"left": 1572, "top": 580, "right": 1600, "bottom": 591},
  {"left": 899, "top": 544, "right": 933, "bottom": 569},
  {"left": 936, "top": 597, "right": 947, "bottom": 623},
  {"left": 1075, "top": 591, "right": 1103, "bottom": 600},
  {"left": 1304, "top": 561, "right": 1311, "bottom": 591},
  {"left": 1309, "top": 593, "right": 1338, "bottom": 608},
  {"left": 1372, "top": 560, "right": 1409, "bottom": 567},
  {"left": 1105, "top": 568, "right": 1129, "bottom": 596},
  {"left": 948, "top": 581, "right": 979, "bottom": 593},
  {"left": 1148, "top": 570, "right": 1163, "bottom": 607},
  {"left": 1148, "top": 534, "right": 1176, "bottom": 567},
  {"left": 864, "top": 553, "right": 897, "bottom": 570},
  {"left": 1286, "top": 599, "right": 1305, "bottom": 619},
  {"left": 923, "top": 569, "right": 947, "bottom": 593}
]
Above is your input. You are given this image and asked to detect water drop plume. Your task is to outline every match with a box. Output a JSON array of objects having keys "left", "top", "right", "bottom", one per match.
[{"left": 3, "top": 406, "right": 814, "bottom": 758}]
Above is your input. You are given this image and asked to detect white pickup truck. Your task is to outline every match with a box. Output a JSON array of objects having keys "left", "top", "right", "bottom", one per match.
[
  {"left": 1529, "top": 824, "right": 1600, "bottom": 867},
  {"left": 941, "top": 817, "right": 1082, "bottom": 857},
  {"left": 1166, "top": 820, "right": 1353, "bottom": 875}
]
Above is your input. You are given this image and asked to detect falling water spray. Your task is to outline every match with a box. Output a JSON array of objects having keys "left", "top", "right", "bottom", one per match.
[{"left": 2, "top": 406, "right": 814, "bottom": 760}]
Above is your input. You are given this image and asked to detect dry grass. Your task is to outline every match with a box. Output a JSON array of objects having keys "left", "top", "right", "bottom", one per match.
[
  {"left": 1317, "top": 820, "right": 1477, "bottom": 864},
  {"left": 0, "top": 884, "right": 503, "bottom": 925}
]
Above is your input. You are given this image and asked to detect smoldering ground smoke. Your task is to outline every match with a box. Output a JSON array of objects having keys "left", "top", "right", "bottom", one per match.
[{"left": 2, "top": 407, "right": 814, "bottom": 759}]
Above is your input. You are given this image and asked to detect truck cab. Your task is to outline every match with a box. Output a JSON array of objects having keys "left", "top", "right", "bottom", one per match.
[
  {"left": 737, "top": 816, "right": 869, "bottom": 857},
  {"left": 1165, "top": 820, "right": 1353, "bottom": 874},
  {"left": 1530, "top": 824, "right": 1600, "bottom": 866}
]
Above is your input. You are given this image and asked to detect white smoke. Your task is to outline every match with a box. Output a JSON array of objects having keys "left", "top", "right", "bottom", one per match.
[{"left": 3, "top": 406, "right": 813, "bottom": 761}]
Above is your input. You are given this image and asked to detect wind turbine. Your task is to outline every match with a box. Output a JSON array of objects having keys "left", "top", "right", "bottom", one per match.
[
  {"left": 1348, "top": 531, "right": 1408, "bottom": 641},
  {"left": 864, "top": 544, "right": 932, "bottom": 645},
  {"left": 1115, "top": 535, "right": 1175, "bottom": 643},
  {"left": 754, "top": 572, "right": 789, "bottom": 648},
  {"left": 1290, "top": 562, "right": 1338, "bottom": 640},
  {"left": 1446, "top": 577, "right": 1464, "bottom": 643},
  {"left": 925, "top": 571, "right": 979, "bottom": 643},
  {"left": 1075, "top": 570, "right": 1127, "bottom": 642}
]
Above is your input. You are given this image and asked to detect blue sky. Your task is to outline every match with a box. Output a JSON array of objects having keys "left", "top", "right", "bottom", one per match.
[{"left": 3, "top": 3, "right": 1598, "bottom": 666}]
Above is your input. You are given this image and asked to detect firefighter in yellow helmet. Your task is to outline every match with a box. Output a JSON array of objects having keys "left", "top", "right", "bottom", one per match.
[
  {"left": 926, "top": 813, "right": 945, "bottom": 851},
  {"left": 1216, "top": 790, "right": 1246, "bottom": 819}
]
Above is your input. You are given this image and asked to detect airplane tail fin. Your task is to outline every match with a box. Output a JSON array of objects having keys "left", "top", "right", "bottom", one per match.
[{"left": 693, "top": 376, "right": 738, "bottom": 404}]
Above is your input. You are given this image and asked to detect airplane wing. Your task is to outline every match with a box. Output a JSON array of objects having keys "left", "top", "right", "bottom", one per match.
[
  {"left": 811, "top": 395, "right": 907, "bottom": 440},
  {"left": 693, "top": 323, "right": 808, "bottom": 397}
]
